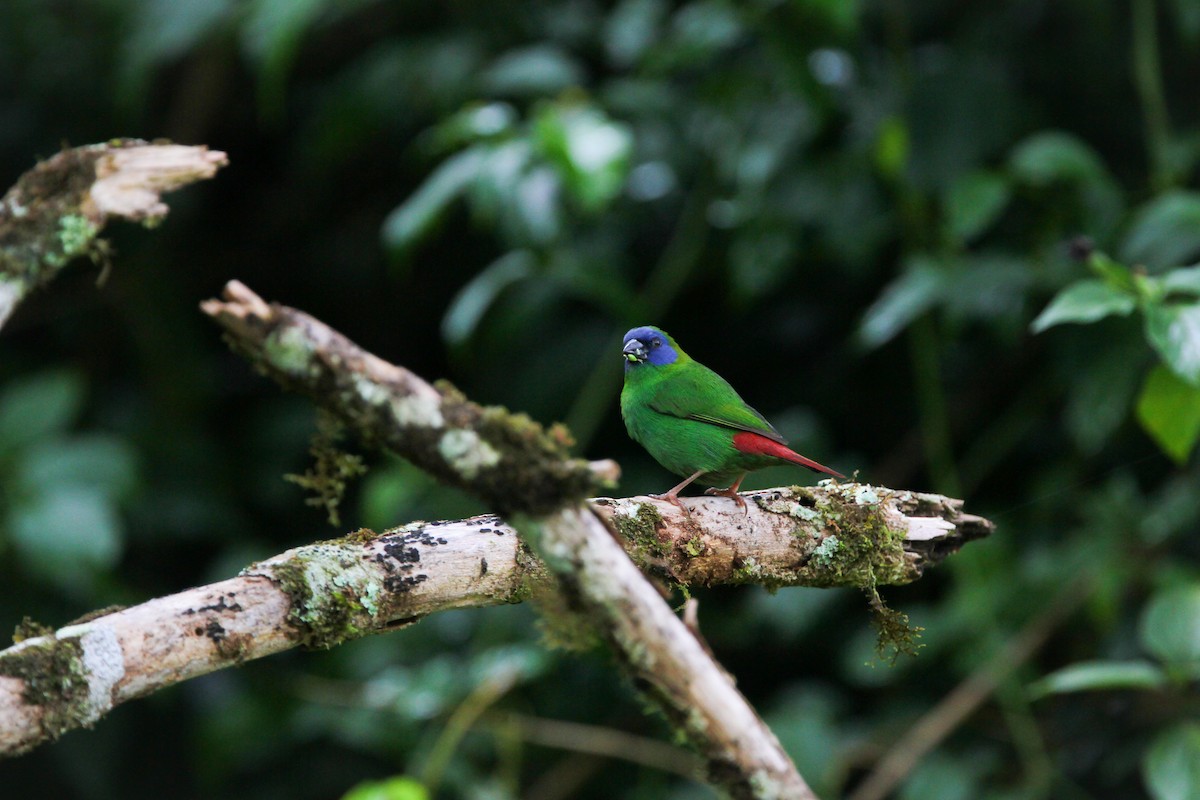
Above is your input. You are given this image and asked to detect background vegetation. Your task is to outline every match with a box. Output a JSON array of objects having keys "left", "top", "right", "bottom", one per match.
[{"left": 2, "top": 1, "right": 1199, "bottom": 798}]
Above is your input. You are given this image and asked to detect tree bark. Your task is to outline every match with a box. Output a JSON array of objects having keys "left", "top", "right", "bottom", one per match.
[{"left": 0, "top": 140, "right": 227, "bottom": 329}]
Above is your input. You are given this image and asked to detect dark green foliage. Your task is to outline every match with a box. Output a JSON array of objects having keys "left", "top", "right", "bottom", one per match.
[{"left": 3, "top": 1, "right": 1200, "bottom": 799}]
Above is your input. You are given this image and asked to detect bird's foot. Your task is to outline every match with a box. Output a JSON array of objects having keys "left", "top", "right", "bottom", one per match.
[
  {"left": 704, "top": 486, "right": 749, "bottom": 515},
  {"left": 650, "top": 491, "right": 692, "bottom": 518}
]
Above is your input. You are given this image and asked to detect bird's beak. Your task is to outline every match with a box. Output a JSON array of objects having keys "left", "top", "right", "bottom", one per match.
[{"left": 623, "top": 339, "right": 647, "bottom": 363}]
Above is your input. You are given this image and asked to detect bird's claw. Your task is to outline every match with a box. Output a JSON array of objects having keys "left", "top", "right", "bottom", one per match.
[
  {"left": 704, "top": 486, "right": 749, "bottom": 516},
  {"left": 650, "top": 491, "right": 693, "bottom": 518}
]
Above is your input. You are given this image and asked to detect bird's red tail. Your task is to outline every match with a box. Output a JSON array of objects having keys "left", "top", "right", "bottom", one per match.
[{"left": 732, "top": 431, "right": 845, "bottom": 479}]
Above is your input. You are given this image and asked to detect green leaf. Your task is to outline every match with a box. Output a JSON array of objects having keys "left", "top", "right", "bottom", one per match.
[
  {"left": 1028, "top": 660, "right": 1168, "bottom": 698},
  {"left": 9, "top": 486, "right": 123, "bottom": 589},
  {"left": 1066, "top": 333, "right": 1146, "bottom": 453},
  {"left": 1143, "top": 722, "right": 1200, "bottom": 800},
  {"left": 1030, "top": 280, "right": 1136, "bottom": 333},
  {"left": 1136, "top": 365, "right": 1200, "bottom": 464},
  {"left": 15, "top": 435, "right": 139, "bottom": 500},
  {"left": 118, "top": 0, "right": 235, "bottom": 104},
  {"left": 534, "top": 104, "right": 632, "bottom": 213},
  {"left": 341, "top": 776, "right": 428, "bottom": 800},
  {"left": 441, "top": 251, "right": 536, "bottom": 346},
  {"left": 481, "top": 45, "right": 585, "bottom": 96},
  {"left": 241, "top": 0, "right": 330, "bottom": 120},
  {"left": 1163, "top": 265, "right": 1200, "bottom": 297},
  {"left": 0, "top": 370, "right": 85, "bottom": 456},
  {"left": 1145, "top": 301, "right": 1200, "bottom": 385},
  {"left": 604, "top": 0, "right": 669, "bottom": 67},
  {"left": 858, "top": 257, "right": 946, "bottom": 348},
  {"left": 1122, "top": 192, "right": 1200, "bottom": 270},
  {"left": 944, "top": 170, "right": 1011, "bottom": 242},
  {"left": 382, "top": 148, "right": 485, "bottom": 255},
  {"left": 1139, "top": 583, "right": 1200, "bottom": 677},
  {"left": 1009, "top": 131, "right": 1108, "bottom": 185}
]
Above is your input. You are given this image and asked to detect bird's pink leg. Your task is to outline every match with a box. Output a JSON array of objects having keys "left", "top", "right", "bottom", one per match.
[
  {"left": 705, "top": 473, "right": 748, "bottom": 514},
  {"left": 652, "top": 470, "right": 706, "bottom": 512}
]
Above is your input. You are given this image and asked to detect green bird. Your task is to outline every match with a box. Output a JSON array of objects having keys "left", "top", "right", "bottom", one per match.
[{"left": 620, "top": 325, "right": 844, "bottom": 511}]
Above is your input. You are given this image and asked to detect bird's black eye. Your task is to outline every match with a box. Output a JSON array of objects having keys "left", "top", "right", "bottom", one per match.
[{"left": 652, "top": 338, "right": 662, "bottom": 347}]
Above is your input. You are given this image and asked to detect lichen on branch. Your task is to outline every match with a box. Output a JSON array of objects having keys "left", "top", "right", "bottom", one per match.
[
  {"left": 0, "top": 139, "right": 227, "bottom": 328},
  {"left": 202, "top": 281, "right": 613, "bottom": 516}
]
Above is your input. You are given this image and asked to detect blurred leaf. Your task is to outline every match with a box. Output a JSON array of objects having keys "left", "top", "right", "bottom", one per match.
[
  {"left": 118, "top": 0, "right": 235, "bottom": 102},
  {"left": 1144, "top": 301, "right": 1200, "bottom": 385},
  {"left": 1009, "top": 131, "right": 1108, "bottom": 185},
  {"left": 1031, "top": 280, "right": 1136, "bottom": 333},
  {"left": 534, "top": 103, "right": 633, "bottom": 213},
  {"left": 660, "top": 0, "right": 744, "bottom": 65},
  {"left": 469, "top": 140, "right": 535, "bottom": 223},
  {"left": 605, "top": 0, "right": 668, "bottom": 67},
  {"left": 858, "top": 257, "right": 946, "bottom": 348},
  {"left": 442, "top": 251, "right": 537, "bottom": 346},
  {"left": 1066, "top": 333, "right": 1146, "bottom": 453},
  {"left": 943, "top": 254, "right": 1032, "bottom": 323},
  {"left": 1171, "top": 0, "right": 1200, "bottom": 40},
  {"left": 1143, "top": 722, "right": 1200, "bottom": 800},
  {"left": 467, "top": 644, "right": 550, "bottom": 685},
  {"left": 1122, "top": 192, "right": 1200, "bottom": 270},
  {"left": 873, "top": 116, "right": 909, "bottom": 181},
  {"left": 341, "top": 776, "right": 429, "bottom": 800},
  {"left": 429, "top": 103, "right": 518, "bottom": 153},
  {"left": 9, "top": 486, "right": 123, "bottom": 587},
  {"left": 766, "top": 687, "right": 844, "bottom": 799},
  {"left": 900, "top": 754, "right": 979, "bottom": 800},
  {"left": 241, "top": 0, "right": 334, "bottom": 119},
  {"left": 729, "top": 228, "right": 796, "bottom": 304},
  {"left": 1139, "top": 583, "right": 1200, "bottom": 677},
  {"left": 481, "top": 45, "right": 585, "bottom": 96},
  {"left": 16, "top": 435, "right": 139, "bottom": 500},
  {"left": 0, "top": 370, "right": 85, "bottom": 456},
  {"left": 508, "top": 166, "right": 563, "bottom": 244},
  {"left": 944, "top": 171, "right": 1011, "bottom": 242},
  {"left": 1028, "top": 660, "right": 1168, "bottom": 698},
  {"left": 382, "top": 148, "right": 485, "bottom": 255},
  {"left": 1136, "top": 366, "right": 1200, "bottom": 464},
  {"left": 1163, "top": 265, "right": 1200, "bottom": 297}
]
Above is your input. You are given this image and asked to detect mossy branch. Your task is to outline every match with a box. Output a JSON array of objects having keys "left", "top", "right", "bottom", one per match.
[
  {"left": 0, "top": 139, "right": 227, "bottom": 329},
  {"left": 0, "top": 483, "right": 990, "bottom": 757},
  {"left": 0, "top": 281, "right": 993, "bottom": 799}
]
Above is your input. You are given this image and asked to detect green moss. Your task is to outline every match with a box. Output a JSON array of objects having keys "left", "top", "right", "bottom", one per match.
[
  {"left": 343, "top": 527, "right": 381, "bottom": 545},
  {"left": 284, "top": 412, "right": 367, "bottom": 526},
  {"left": 265, "top": 555, "right": 372, "bottom": 650},
  {"left": 0, "top": 636, "right": 91, "bottom": 747},
  {"left": 867, "top": 586, "right": 924, "bottom": 663},
  {"left": 609, "top": 502, "right": 668, "bottom": 567},
  {"left": 56, "top": 214, "right": 97, "bottom": 258},
  {"left": 12, "top": 616, "right": 54, "bottom": 644},
  {"left": 799, "top": 492, "right": 911, "bottom": 588}
]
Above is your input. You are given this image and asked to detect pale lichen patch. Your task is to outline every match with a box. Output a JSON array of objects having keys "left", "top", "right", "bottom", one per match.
[
  {"left": 264, "top": 325, "right": 317, "bottom": 377},
  {"left": 390, "top": 393, "right": 444, "bottom": 428},
  {"left": 438, "top": 429, "right": 500, "bottom": 478},
  {"left": 55, "top": 623, "right": 124, "bottom": 723}
]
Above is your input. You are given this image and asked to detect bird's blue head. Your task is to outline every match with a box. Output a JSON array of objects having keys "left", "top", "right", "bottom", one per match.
[{"left": 622, "top": 326, "right": 679, "bottom": 371}]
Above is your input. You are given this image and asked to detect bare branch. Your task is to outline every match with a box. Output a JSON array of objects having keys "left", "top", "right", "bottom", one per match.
[{"left": 0, "top": 140, "right": 227, "bottom": 328}]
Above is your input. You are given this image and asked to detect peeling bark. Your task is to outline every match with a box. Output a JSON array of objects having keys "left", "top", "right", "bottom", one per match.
[{"left": 0, "top": 140, "right": 227, "bottom": 328}]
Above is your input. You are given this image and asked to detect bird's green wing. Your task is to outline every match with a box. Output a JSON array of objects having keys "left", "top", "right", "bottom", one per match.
[{"left": 645, "top": 361, "right": 786, "bottom": 443}]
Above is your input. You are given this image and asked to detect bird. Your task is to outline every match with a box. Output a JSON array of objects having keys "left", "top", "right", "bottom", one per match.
[{"left": 620, "top": 325, "right": 844, "bottom": 512}]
